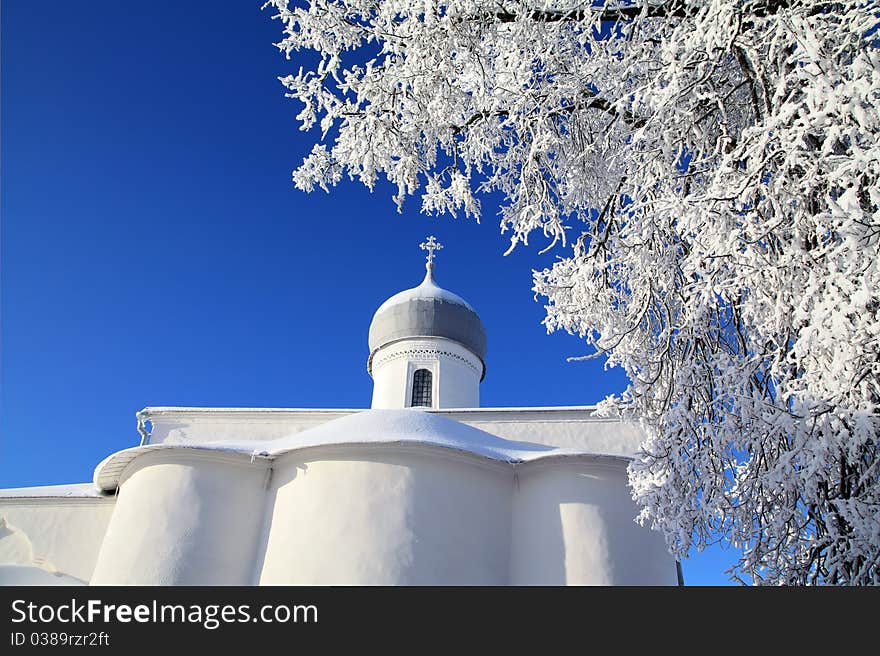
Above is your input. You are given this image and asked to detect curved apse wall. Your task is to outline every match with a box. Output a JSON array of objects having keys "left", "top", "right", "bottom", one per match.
[
  {"left": 511, "top": 459, "right": 679, "bottom": 585},
  {"left": 90, "top": 452, "right": 268, "bottom": 585},
  {"left": 88, "top": 446, "right": 676, "bottom": 585},
  {"left": 257, "top": 445, "right": 512, "bottom": 585}
]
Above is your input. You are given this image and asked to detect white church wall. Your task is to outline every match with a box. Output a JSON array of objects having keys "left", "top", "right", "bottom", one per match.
[
  {"left": 1, "top": 445, "right": 676, "bottom": 585},
  {"left": 455, "top": 413, "right": 647, "bottom": 456},
  {"left": 0, "top": 498, "right": 115, "bottom": 584},
  {"left": 510, "top": 458, "right": 678, "bottom": 585},
  {"left": 90, "top": 452, "right": 268, "bottom": 585},
  {"left": 435, "top": 356, "right": 481, "bottom": 408},
  {"left": 3, "top": 410, "right": 676, "bottom": 586},
  {"left": 370, "top": 353, "right": 410, "bottom": 408},
  {"left": 258, "top": 445, "right": 511, "bottom": 585},
  {"left": 370, "top": 338, "right": 482, "bottom": 409},
  {"left": 144, "top": 408, "right": 357, "bottom": 446}
]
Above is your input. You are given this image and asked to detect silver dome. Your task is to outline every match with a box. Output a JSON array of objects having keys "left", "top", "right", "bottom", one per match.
[{"left": 368, "top": 266, "right": 487, "bottom": 378}]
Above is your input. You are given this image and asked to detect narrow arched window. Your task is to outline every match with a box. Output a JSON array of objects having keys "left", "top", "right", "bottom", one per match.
[{"left": 410, "top": 369, "right": 433, "bottom": 408}]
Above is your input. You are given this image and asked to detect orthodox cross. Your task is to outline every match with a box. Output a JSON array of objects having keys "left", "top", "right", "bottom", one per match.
[{"left": 420, "top": 236, "right": 443, "bottom": 267}]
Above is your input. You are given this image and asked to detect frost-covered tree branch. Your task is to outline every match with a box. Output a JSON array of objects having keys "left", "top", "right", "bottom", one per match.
[{"left": 266, "top": 0, "right": 880, "bottom": 584}]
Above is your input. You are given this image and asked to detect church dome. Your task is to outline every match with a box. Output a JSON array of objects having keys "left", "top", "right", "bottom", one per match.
[{"left": 368, "top": 261, "right": 487, "bottom": 375}]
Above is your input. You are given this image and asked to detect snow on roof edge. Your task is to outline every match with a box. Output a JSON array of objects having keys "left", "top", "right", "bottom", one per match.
[
  {"left": 92, "top": 438, "right": 630, "bottom": 492},
  {"left": 0, "top": 482, "right": 108, "bottom": 499},
  {"left": 137, "top": 405, "right": 608, "bottom": 416}
]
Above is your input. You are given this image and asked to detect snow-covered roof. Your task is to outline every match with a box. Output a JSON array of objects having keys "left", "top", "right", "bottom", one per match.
[
  {"left": 241, "top": 409, "right": 572, "bottom": 460},
  {"left": 93, "top": 409, "right": 629, "bottom": 492},
  {"left": 0, "top": 483, "right": 106, "bottom": 499}
]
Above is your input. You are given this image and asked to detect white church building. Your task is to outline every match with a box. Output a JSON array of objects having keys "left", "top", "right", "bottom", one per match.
[{"left": 0, "top": 237, "right": 679, "bottom": 586}]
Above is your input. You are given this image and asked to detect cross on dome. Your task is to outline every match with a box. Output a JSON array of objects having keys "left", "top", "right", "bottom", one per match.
[{"left": 420, "top": 236, "right": 443, "bottom": 269}]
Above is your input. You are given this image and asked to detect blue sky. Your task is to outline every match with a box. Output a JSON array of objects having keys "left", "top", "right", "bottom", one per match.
[{"left": 1, "top": 0, "right": 737, "bottom": 584}]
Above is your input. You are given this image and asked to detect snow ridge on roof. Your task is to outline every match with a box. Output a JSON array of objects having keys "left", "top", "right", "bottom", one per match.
[{"left": 236, "top": 408, "right": 560, "bottom": 461}]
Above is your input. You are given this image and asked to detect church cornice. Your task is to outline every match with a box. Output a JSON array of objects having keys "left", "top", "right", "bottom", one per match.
[{"left": 367, "top": 336, "right": 486, "bottom": 380}]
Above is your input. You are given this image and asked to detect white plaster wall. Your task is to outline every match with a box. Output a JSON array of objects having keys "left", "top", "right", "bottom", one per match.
[
  {"left": 370, "top": 338, "right": 481, "bottom": 409},
  {"left": 146, "top": 409, "right": 357, "bottom": 446},
  {"left": 436, "top": 356, "right": 481, "bottom": 408},
  {"left": 7, "top": 424, "right": 676, "bottom": 586},
  {"left": 0, "top": 499, "right": 115, "bottom": 583},
  {"left": 139, "top": 408, "right": 644, "bottom": 458},
  {"left": 370, "top": 356, "right": 410, "bottom": 408},
  {"left": 510, "top": 460, "right": 677, "bottom": 585},
  {"left": 258, "top": 445, "right": 511, "bottom": 585},
  {"left": 90, "top": 453, "right": 268, "bottom": 585},
  {"left": 459, "top": 416, "right": 646, "bottom": 456}
]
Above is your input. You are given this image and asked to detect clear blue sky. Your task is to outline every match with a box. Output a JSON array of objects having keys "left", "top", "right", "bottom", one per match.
[{"left": 1, "top": 0, "right": 737, "bottom": 584}]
